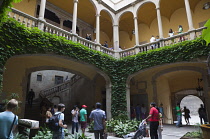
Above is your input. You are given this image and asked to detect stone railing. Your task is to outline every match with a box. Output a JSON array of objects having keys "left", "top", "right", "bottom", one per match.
[
  {"left": 8, "top": 8, "right": 206, "bottom": 59},
  {"left": 8, "top": 8, "right": 115, "bottom": 57},
  {"left": 119, "top": 27, "right": 206, "bottom": 58},
  {"left": 39, "top": 75, "right": 81, "bottom": 98}
]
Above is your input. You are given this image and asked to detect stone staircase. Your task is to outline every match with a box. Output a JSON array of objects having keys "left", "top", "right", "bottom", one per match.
[
  {"left": 24, "top": 75, "right": 81, "bottom": 123},
  {"left": 24, "top": 98, "right": 42, "bottom": 121}
]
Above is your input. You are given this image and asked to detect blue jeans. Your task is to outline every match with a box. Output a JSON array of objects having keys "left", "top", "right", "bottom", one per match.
[
  {"left": 52, "top": 131, "right": 64, "bottom": 139},
  {"left": 72, "top": 121, "right": 79, "bottom": 134},
  {"left": 176, "top": 115, "right": 182, "bottom": 127}
]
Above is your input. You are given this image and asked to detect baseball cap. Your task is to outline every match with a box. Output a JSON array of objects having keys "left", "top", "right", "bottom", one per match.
[{"left": 82, "top": 105, "right": 87, "bottom": 108}]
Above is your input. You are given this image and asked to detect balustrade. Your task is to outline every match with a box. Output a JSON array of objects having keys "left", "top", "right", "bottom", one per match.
[
  {"left": 8, "top": 8, "right": 207, "bottom": 59},
  {"left": 40, "top": 75, "right": 81, "bottom": 98}
]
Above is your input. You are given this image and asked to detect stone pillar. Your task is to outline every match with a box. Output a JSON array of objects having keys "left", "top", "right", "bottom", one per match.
[
  {"left": 72, "top": 0, "right": 78, "bottom": 34},
  {"left": 134, "top": 17, "right": 139, "bottom": 45},
  {"left": 59, "top": 18, "right": 64, "bottom": 29},
  {"left": 184, "top": 0, "right": 194, "bottom": 30},
  {"left": 38, "top": 0, "right": 46, "bottom": 20},
  {"left": 203, "top": 73, "right": 210, "bottom": 123},
  {"left": 113, "top": 24, "right": 119, "bottom": 50},
  {"left": 96, "top": 14, "right": 100, "bottom": 44},
  {"left": 156, "top": 7, "right": 163, "bottom": 38},
  {"left": 106, "top": 84, "right": 112, "bottom": 120},
  {"left": 126, "top": 85, "right": 131, "bottom": 119},
  {"left": 38, "top": 0, "right": 46, "bottom": 30}
]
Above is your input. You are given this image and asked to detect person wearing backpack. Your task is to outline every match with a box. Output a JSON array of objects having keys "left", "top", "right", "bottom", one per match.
[
  {"left": 0, "top": 99, "right": 19, "bottom": 139},
  {"left": 52, "top": 103, "right": 67, "bottom": 139}
]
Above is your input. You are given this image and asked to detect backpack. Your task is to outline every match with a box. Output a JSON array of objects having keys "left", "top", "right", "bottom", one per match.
[{"left": 48, "top": 113, "right": 61, "bottom": 131}]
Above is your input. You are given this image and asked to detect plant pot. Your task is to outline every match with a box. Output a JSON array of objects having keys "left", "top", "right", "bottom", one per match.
[{"left": 200, "top": 124, "right": 210, "bottom": 139}]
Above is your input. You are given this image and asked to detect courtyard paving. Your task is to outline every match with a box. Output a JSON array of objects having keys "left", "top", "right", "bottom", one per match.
[{"left": 68, "top": 124, "right": 198, "bottom": 139}]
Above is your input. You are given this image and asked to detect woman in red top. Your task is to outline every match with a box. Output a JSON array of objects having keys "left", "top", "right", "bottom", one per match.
[{"left": 145, "top": 102, "right": 159, "bottom": 139}]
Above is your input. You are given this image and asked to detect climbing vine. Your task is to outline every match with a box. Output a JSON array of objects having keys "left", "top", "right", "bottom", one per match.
[
  {"left": 0, "top": 0, "right": 22, "bottom": 23},
  {"left": 1, "top": 18, "right": 210, "bottom": 117}
]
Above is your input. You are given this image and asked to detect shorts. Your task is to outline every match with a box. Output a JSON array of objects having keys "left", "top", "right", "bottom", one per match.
[{"left": 80, "top": 121, "right": 87, "bottom": 129}]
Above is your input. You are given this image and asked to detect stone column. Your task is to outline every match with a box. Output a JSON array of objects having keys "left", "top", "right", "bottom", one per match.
[
  {"left": 126, "top": 85, "right": 131, "bottom": 119},
  {"left": 38, "top": 0, "right": 46, "bottom": 30},
  {"left": 134, "top": 17, "right": 139, "bottom": 45},
  {"left": 152, "top": 80, "right": 158, "bottom": 103},
  {"left": 156, "top": 7, "right": 163, "bottom": 38},
  {"left": 72, "top": 0, "right": 78, "bottom": 34},
  {"left": 106, "top": 84, "right": 112, "bottom": 120},
  {"left": 59, "top": 18, "right": 64, "bottom": 29},
  {"left": 203, "top": 73, "right": 210, "bottom": 123},
  {"left": 113, "top": 24, "right": 119, "bottom": 50},
  {"left": 96, "top": 14, "right": 100, "bottom": 44},
  {"left": 184, "top": 0, "right": 194, "bottom": 30},
  {"left": 38, "top": 0, "right": 46, "bottom": 20}
]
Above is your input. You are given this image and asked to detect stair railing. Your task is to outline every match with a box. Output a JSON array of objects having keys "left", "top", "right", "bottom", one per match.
[{"left": 39, "top": 75, "right": 81, "bottom": 98}]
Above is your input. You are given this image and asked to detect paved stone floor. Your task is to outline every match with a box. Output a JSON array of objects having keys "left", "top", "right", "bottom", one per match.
[{"left": 68, "top": 124, "right": 198, "bottom": 139}]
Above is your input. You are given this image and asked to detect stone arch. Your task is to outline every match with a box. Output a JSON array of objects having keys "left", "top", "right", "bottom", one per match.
[{"left": 3, "top": 54, "right": 112, "bottom": 119}]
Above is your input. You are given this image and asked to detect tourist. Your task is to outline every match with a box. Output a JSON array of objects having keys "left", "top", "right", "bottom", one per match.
[
  {"left": 141, "top": 104, "right": 147, "bottom": 119},
  {"left": 28, "top": 89, "right": 35, "bottom": 107},
  {"left": 176, "top": 25, "right": 184, "bottom": 41},
  {"left": 156, "top": 107, "right": 163, "bottom": 139},
  {"left": 144, "top": 102, "right": 159, "bottom": 139},
  {"left": 183, "top": 106, "right": 190, "bottom": 125},
  {"left": 103, "top": 41, "right": 108, "bottom": 48},
  {"left": 45, "top": 106, "right": 52, "bottom": 125},
  {"left": 135, "top": 104, "right": 141, "bottom": 121},
  {"left": 80, "top": 105, "right": 87, "bottom": 136},
  {"left": 168, "top": 28, "right": 174, "bottom": 37},
  {"left": 130, "top": 104, "right": 136, "bottom": 120},
  {"left": 198, "top": 104, "right": 207, "bottom": 124},
  {"left": 52, "top": 103, "right": 67, "bottom": 139},
  {"left": 86, "top": 34, "right": 92, "bottom": 41},
  {"left": 175, "top": 103, "right": 182, "bottom": 127},
  {"left": 0, "top": 99, "right": 19, "bottom": 139},
  {"left": 156, "top": 35, "right": 160, "bottom": 48},
  {"left": 150, "top": 35, "right": 156, "bottom": 49},
  {"left": 89, "top": 102, "right": 106, "bottom": 139},
  {"left": 71, "top": 105, "right": 79, "bottom": 134},
  {"left": 158, "top": 103, "right": 164, "bottom": 123}
]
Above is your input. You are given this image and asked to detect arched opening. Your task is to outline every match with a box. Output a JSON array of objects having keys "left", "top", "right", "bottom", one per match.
[
  {"left": 2, "top": 54, "right": 112, "bottom": 124},
  {"left": 137, "top": 2, "right": 157, "bottom": 44},
  {"left": 119, "top": 12, "right": 135, "bottom": 50},
  {"left": 100, "top": 10, "right": 113, "bottom": 48},
  {"left": 180, "top": 95, "right": 203, "bottom": 125}
]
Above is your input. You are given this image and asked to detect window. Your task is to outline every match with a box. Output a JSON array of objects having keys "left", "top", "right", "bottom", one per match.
[
  {"left": 55, "top": 75, "right": 64, "bottom": 85},
  {"left": 37, "top": 74, "right": 42, "bottom": 81}
]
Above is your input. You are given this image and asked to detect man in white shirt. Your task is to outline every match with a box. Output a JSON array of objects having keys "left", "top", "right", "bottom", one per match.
[{"left": 150, "top": 35, "right": 156, "bottom": 49}]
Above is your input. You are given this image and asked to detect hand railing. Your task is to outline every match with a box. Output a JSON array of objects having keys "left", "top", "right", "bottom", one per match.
[
  {"left": 9, "top": 8, "right": 207, "bottom": 59},
  {"left": 119, "top": 27, "right": 207, "bottom": 58},
  {"left": 39, "top": 75, "right": 81, "bottom": 98}
]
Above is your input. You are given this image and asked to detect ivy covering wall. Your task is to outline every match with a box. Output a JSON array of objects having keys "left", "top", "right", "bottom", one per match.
[{"left": 1, "top": 18, "right": 210, "bottom": 117}]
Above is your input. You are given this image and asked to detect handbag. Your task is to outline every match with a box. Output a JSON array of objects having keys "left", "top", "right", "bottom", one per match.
[{"left": 7, "top": 115, "right": 16, "bottom": 139}]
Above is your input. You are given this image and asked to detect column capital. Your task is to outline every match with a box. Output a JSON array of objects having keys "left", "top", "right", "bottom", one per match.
[
  {"left": 134, "top": 17, "right": 138, "bottom": 20},
  {"left": 96, "top": 14, "right": 101, "bottom": 17},
  {"left": 156, "top": 7, "right": 160, "bottom": 10},
  {"left": 73, "top": 0, "right": 79, "bottom": 3}
]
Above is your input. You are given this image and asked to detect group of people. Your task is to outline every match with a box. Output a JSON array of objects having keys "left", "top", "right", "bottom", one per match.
[
  {"left": 41, "top": 102, "right": 106, "bottom": 139},
  {"left": 130, "top": 104, "right": 147, "bottom": 121},
  {"left": 175, "top": 103, "right": 208, "bottom": 128},
  {"left": 150, "top": 25, "right": 184, "bottom": 49}
]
